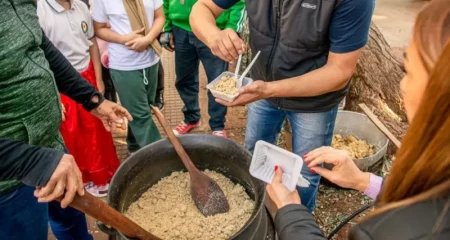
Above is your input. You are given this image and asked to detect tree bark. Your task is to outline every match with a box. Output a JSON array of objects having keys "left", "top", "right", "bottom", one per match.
[{"left": 345, "top": 23, "right": 408, "bottom": 143}]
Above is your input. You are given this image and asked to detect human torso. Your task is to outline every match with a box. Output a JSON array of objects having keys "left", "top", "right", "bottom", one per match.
[
  {"left": 0, "top": 0, "right": 64, "bottom": 192},
  {"left": 38, "top": 0, "right": 93, "bottom": 72},
  {"left": 246, "top": 0, "right": 344, "bottom": 112},
  {"left": 93, "top": 0, "right": 159, "bottom": 71}
]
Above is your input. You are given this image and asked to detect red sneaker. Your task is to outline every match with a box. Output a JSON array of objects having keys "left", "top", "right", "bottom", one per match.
[
  {"left": 173, "top": 121, "right": 201, "bottom": 135},
  {"left": 212, "top": 130, "right": 227, "bottom": 138}
]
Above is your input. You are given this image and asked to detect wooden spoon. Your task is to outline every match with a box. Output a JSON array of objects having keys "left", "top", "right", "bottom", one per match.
[
  {"left": 59, "top": 192, "right": 160, "bottom": 240},
  {"left": 150, "top": 105, "right": 230, "bottom": 216}
]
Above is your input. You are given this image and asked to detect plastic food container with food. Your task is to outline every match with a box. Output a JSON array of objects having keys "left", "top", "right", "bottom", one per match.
[
  {"left": 250, "top": 140, "right": 310, "bottom": 192},
  {"left": 206, "top": 71, "right": 254, "bottom": 102}
]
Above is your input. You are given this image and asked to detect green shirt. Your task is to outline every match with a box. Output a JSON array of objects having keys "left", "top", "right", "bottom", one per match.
[
  {"left": 162, "top": 0, "right": 246, "bottom": 33},
  {"left": 0, "top": 0, "right": 64, "bottom": 193}
]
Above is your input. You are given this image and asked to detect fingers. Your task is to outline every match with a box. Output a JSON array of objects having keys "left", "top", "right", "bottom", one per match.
[
  {"left": 35, "top": 178, "right": 57, "bottom": 198},
  {"left": 310, "top": 166, "right": 333, "bottom": 180},
  {"left": 125, "top": 39, "right": 136, "bottom": 47},
  {"left": 216, "top": 40, "right": 234, "bottom": 62},
  {"left": 307, "top": 152, "right": 340, "bottom": 168},
  {"left": 38, "top": 178, "right": 66, "bottom": 203},
  {"left": 60, "top": 173, "right": 76, "bottom": 208},
  {"left": 101, "top": 119, "right": 112, "bottom": 132},
  {"left": 272, "top": 166, "right": 283, "bottom": 184},
  {"left": 75, "top": 167, "right": 85, "bottom": 196},
  {"left": 115, "top": 105, "right": 133, "bottom": 121},
  {"left": 134, "top": 27, "right": 145, "bottom": 35},
  {"left": 224, "top": 34, "right": 239, "bottom": 61}
]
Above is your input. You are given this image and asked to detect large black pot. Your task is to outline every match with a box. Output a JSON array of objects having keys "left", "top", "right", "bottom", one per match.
[{"left": 98, "top": 135, "right": 275, "bottom": 240}]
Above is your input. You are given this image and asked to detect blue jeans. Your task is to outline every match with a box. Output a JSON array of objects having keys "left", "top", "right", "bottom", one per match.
[
  {"left": 0, "top": 185, "right": 93, "bottom": 240},
  {"left": 245, "top": 100, "right": 338, "bottom": 212},
  {"left": 172, "top": 25, "right": 228, "bottom": 131}
]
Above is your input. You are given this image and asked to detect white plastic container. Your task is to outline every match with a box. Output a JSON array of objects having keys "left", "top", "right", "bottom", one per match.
[
  {"left": 206, "top": 71, "right": 254, "bottom": 102},
  {"left": 250, "top": 141, "right": 310, "bottom": 192}
]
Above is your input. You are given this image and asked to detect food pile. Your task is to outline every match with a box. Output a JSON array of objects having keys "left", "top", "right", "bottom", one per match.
[
  {"left": 211, "top": 75, "right": 239, "bottom": 95},
  {"left": 125, "top": 170, "right": 254, "bottom": 240},
  {"left": 331, "top": 134, "right": 375, "bottom": 159}
]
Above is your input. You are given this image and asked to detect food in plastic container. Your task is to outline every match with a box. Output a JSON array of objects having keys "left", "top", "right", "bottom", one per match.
[
  {"left": 249, "top": 141, "right": 310, "bottom": 192},
  {"left": 206, "top": 71, "right": 253, "bottom": 102}
]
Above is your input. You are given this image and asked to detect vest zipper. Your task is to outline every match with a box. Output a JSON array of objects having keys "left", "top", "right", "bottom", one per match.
[{"left": 266, "top": 0, "right": 283, "bottom": 108}]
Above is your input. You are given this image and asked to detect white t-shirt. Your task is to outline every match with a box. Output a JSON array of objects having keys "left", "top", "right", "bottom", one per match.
[
  {"left": 91, "top": 0, "right": 162, "bottom": 71},
  {"left": 37, "top": 0, "right": 94, "bottom": 72}
]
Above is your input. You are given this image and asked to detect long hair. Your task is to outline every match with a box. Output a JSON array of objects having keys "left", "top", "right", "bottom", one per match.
[{"left": 374, "top": 0, "right": 450, "bottom": 213}]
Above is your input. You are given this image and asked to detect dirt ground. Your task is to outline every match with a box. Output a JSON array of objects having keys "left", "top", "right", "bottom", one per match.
[{"left": 48, "top": 1, "right": 426, "bottom": 239}]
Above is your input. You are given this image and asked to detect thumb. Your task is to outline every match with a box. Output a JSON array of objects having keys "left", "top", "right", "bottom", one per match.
[
  {"left": 240, "top": 83, "right": 258, "bottom": 94},
  {"left": 310, "top": 166, "right": 333, "bottom": 180},
  {"left": 134, "top": 27, "right": 145, "bottom": 34},
  {"left": 272, "top": 166, "right": 283, "bottom": 184}
]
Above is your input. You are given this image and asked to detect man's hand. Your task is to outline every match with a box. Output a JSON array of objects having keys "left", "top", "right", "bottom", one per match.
[
  {"left": 34, "top": 154, "right": 84, "bottom": 208},
  {"left": 207, "top": 28, "right": 246, "bottom": 62},
  {"left": 121, "top": 28, "right": 145, "bottom": 45},
  {"left": 126, "top": 36, "right": 152, "bottom": 52},
  {"left": 266, "top": 166, "right": 301, "bottom": 209},
  {"left": 91, "top": 100, "right": 133, "bottom": 131},
  {"left": 216, "top": 80, "right": 270, "bottom": 107}
]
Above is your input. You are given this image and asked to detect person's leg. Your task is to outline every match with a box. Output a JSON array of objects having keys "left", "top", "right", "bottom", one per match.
[
  {"left": 173, "top": 26, "right": 201, "bottom": 125},
  {"left": 286, "top": 106, "right": 338, "bottom": 212},
  {"left": 48, "top": 201, "right": 93, "bottom": 240},
  {"left": 155, "top": 62, "right": 165, "bottom": 110},
  {"left": 127, "top": 125, "right": 140, "bottom": 153},
  {"left": 146, "top": 61, "right": 160, "bottom": 106},
  {"left": 111, "top": 69, "right": 161, "bottom": 149},
  {"left": 194, "top": 36, "right": 229, "bottom": 131},
  {"left": 0, "top": 186, "right": 48, "bottom": 240},
  {"left": 244, "top": 100, "right": 286, "bottom": 152}
]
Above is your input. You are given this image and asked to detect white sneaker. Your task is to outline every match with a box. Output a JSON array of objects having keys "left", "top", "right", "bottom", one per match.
[{"left": 85, "top": 183, "right": 109, "bottom": 198}]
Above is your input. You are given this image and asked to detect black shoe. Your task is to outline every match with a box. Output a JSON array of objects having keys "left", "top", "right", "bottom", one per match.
[{"left": 155, "top": 89, "right": 164, "bottom": 111}]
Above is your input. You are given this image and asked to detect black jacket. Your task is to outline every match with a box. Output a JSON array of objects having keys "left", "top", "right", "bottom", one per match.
[
  {"left": 275, "top": 194, "right": 450, "bottom": 240},
  {"left": 0, "top": 33, "right": 99, "bottom": 191}
]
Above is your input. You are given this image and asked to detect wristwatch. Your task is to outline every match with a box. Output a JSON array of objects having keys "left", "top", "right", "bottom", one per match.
[{"left": 83, "top": 92, "right": 105, "bottom": 111}]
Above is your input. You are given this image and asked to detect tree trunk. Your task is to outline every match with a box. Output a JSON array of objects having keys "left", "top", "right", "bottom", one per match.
[{"left": 345, "top": 23, "right": 408, "bottom": 143}]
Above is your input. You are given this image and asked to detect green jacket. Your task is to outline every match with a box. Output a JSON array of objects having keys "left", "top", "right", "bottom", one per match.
[
  {"left": 162, "top": 0, "right": 246, "bottom": 33},
  {"left": 0, "top": 0, "right": 64, "bottom": 193}
]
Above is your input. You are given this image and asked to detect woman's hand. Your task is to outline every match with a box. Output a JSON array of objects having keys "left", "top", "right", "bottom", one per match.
[
  {"left": 266, "top": 166, "right": 301, "bottom": 209},
  {"left": 304, "top": 147, "right": 370, "bottom": 192},
  {"left": 61, "top": 103, "right": 66, "bottom": 121}
]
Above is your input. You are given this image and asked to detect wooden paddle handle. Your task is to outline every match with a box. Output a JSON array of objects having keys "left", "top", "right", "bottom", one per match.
[
  {"left": 150, "top": 105, "right": 197, "bottom": 172},
  {"left": 359, "top": 103, "right": 402, "bottom": 148},
  {"left": 60, "top": 192, "right": 160, "bottom": 240}
]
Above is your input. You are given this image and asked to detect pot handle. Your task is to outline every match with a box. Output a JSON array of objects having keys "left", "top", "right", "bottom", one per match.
[{"left": 97, "top": 221, "right": 118, "bottom": 236}]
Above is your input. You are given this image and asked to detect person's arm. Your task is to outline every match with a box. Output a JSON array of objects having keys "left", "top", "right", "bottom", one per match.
[
  {"left": 215, "top": 0, "right": 376, "bottom": 106},
  {"left": 267, "top": 167, "right": 326, "bottom": 239},
  {"left": 40, "top": 32, "right": 103, "bottom": 111},
  {"left": 224, "top": 0, "right": 246, "bottom": 33},
  {"left": 125, "top": 6, "right": 165, "bottom": 52},
  {"left": 162, "top": 0, "right": 172, "bottom": 32},
  {"left": 0, "top": 138, "right": 62, "bottom": 187},
  {"left": 191, "top": 0, "right": 245, "bottom": 61},
  {"left": 90, "top": 39, "right": 104, "bottom": 93},
  {"left": 91, "top": 0, "right": 142, "bottom": 44},
  {"left": 275, "top": 205, "right": 327, "bottom": 240}
]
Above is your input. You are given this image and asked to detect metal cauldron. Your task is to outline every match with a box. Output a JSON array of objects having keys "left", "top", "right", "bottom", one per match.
[{"left": 98, "top": 135, "right": 275, "bottom": 240}]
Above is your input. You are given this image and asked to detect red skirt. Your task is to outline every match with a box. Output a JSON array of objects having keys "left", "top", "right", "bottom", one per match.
[{"left": 59, "top": 61, "right": 120, "bottom": 185}]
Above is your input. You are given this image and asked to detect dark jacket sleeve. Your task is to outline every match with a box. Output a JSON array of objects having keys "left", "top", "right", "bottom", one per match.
[
  {"left": 0, "top": 138, "right": 63, "bottom": 187},
  {"left": 275, "top": 204, "right": 327, "bottom": 240},
  {"left": 40, "top": 31, "right": 100, "bottom": 111}
]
